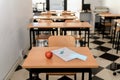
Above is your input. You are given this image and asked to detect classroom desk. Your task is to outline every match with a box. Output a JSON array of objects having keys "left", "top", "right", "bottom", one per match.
[
  {"left": 22, "top": 47, "right": 98, "bottom": 80},
  {"left": 28, "top": 22, "right": 92, "bottom": 49},
  {"left": 33, "top": 15, "right": 77, "bottom": 21},
  {"left": 40, "top": 11, "right": 75, "bottom": 15},
  {"left": 99, "top": 13, "right": 120, "bottom": 38},
  {"left": 40, "top": 11, "right": 75, "bottom": 16}
]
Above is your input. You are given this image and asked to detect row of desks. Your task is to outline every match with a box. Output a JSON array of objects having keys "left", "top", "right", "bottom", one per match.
[
  {"left": 29, "top": 21, "right": 93, "bottom": 49},
  {"left": 40, "top": 11, "right": 75, "bottom": 16},
  {"left": 22, "top": 11, "right": 98, "bottom": 80},
  {"left": 33, "top": 15, "right": 77, "bottom": 20}
]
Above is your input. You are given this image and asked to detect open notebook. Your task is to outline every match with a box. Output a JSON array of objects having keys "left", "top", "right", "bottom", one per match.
[{"left": 52, "top": 47, "right": 87, "bottom": 61}]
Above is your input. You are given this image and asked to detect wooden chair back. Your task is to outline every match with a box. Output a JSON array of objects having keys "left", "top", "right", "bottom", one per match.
[
  {"left": 65, "top": 19, "right": 80, "bottom": 23},
  {"left": 48, "top": 36, "right": 75, "bottom": 47},
  {"left": 61, "top": 11, "right": 75, "bottom": 16},
  {"left": 37, "top": 19, "right": 53, "bottom": 23}
]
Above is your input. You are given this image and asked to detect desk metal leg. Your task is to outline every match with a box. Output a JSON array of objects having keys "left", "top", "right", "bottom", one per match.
[
  {"left": 29, "top": 29, "right": 32, "bottom": 50},
  {"left": 74, "top": 74, "right": 76, "bottom": 80},
  {"left": 112, "top": 22, "right": 117, "bottom": 48},
  {"left": 33, "top": 29, "right": 36, "bottom": 46},
  {"left": 99, "top": 17, "right": 102, "bottom": 34},
  {"left": 89, "top": 69, "right": 92, "bottom": 80},
  {"left": 88, "top": 29, "right": 90, "bottom": 47},
  {"left": 85, "top": 30, "right": 87, "bottom": 47},
  {"left": 116, "top": 32, "right": 120, "bottom": 53},
  {"left": 102, "top": 19, "right": 105, "bottom": 38},
  {"left": 46, "top": 74, "right": 49, "bottom": 80},
  {"left": 28, "top": 70, "right": 32, "bottom": 80},
  {"left": 82, "top": 72, "right": 84, "bottom": 80},
  {"left": 64, "top": 30, "right": 67, "bottom": 35},
  {"left": 112, "top": 27, "right": 116, "bottom": 48},
  {"left": 29, "top": 29, "right": 36, "bottom": 50}
]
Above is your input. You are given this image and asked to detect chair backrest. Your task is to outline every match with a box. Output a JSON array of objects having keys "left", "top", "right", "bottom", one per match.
[
  {"left": 48, "top": 36, "right": 75, "bottom": 47},
  {"left": 37, "top": 19, "right": 53, "bottom": 23},
  {"left": 65, "top": 20, "right": 80, "bottom": 22},
  {"left": 61, "top": 11, "right": 75, "bottom": 16}
]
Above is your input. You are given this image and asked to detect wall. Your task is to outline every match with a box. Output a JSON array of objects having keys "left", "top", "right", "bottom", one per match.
[
  {"left": 84, "top": 0, "right": 103, "bottom": 11},
  {"left": 103, "top": 0, "right": 120, "bottom": 14},
  {"left": 32, "top": 0, "right": 46, "bottom": 4},
  {"left": 67, "top": 0, "right": 82, "bottom": 12},
  {"left": 0, "top": 0, "right": 32, "bottom": 79}
]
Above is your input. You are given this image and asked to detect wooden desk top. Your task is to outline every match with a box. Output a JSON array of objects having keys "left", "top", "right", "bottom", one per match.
[
  {"left": 28, "top": 22, "right": 93, "bottom": 29},
  {"left": 33, "top": 15, "right": 77, "bottom": 20},
  {"left": 40, "top": 11, "right": 75, "bottom": 15},
  {"left": 40, "top": 11, "right": 57, "bottom": 15},
  {"left": 22, "top": 47, "right": 98, "bottom": 68},
  {"left": 99, "top": 13, "right": 120, "bottom": 18}
]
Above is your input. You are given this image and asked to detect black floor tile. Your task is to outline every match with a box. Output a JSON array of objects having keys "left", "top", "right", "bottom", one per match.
[
  {"left": 90, "top": 36, "right": 100, "bottom": 39},
  {"left": 100, "top": 53, "right": 119, "bottom": 61},
  {"left": 92, "top": 66, "right": 104, "bottom": 75},
  {"left": 92, "top": 76, "right": 104, "bottom": 80},
  {"left": 91, "top": 40, "right": 105, "bottom": 45},
  {"left": 95, "top": 46, "right": 111, "bottom": 52},
  {"left": 27, "top": 76, "right": 41, "bottom": 80},
  {"left": 105, "top": 36, "right": 112, "bottom": 39}
]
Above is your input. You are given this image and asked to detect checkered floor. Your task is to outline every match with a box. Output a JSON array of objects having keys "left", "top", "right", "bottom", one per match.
[{"left": 10, "top": 33, "right": 120, "bottom": 80}]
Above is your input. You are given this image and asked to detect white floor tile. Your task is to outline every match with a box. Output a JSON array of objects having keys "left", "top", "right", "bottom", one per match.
[
  {"left": 89, "top": 43, "right": 99, "bottom": 49},
  {"left": 96, "top": 69, "right": 120, "bottom": 80},
  {"left": 91, "top": 49, "right": 104, "bottom": 57},
  {"left": 102, "top": 43, "right": 112, "bottom": 48},
  {"left": 10, "top": 69, "right": 29, "bottom": 80},
  {"left": 96, "top": 57, "right": 112, "bottom": 68}
]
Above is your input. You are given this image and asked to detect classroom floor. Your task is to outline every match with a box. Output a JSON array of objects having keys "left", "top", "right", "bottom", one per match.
[{"left": 10, "top": 32, "right": 120, "bottom": 80}]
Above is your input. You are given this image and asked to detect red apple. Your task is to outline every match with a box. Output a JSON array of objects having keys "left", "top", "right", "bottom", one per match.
[{"left": 45, "top": 51, "right": 53, "bottom": 59}]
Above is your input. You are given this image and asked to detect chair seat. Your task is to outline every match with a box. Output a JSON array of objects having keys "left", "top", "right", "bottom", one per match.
[
  {"left": 102, "top": 22, "right": 112, "bottom": 27},
  {"left": 35, "top": 34, "right": 51, "bottom": 40},
  {"left": 46, "top": 72, "right": 76, "bottom": 80},
  {"left": 116, "top": 27, "right": 120, "bottom": 32}
]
